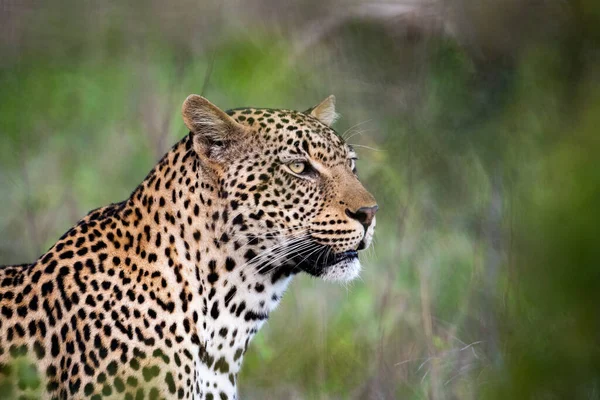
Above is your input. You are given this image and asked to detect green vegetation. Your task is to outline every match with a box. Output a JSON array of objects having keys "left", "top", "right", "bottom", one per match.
[{"left": 1, "top": 1, "right": 599, "bottom": 398}]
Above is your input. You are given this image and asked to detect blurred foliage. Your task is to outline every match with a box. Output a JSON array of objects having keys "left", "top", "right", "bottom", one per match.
[{"left": 1, "top": 0, "right": 600, "bottom": 399}]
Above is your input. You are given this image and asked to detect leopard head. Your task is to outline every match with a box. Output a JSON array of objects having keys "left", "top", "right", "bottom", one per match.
[{"left": 182, "top": 95, "right": 377, "bottom": 282}]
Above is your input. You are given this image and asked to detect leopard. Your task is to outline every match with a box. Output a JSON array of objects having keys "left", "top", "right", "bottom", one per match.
[{"left": 0, "top": 94, "right": 378, "bottom": 400}]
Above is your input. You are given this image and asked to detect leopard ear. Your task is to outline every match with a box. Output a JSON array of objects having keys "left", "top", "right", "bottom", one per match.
[
  {"left": 306, "top": 95, "right": 339, "bottom": 126},
  {"left": 182, "top": 95, "right": 244, "bottom": 160}
]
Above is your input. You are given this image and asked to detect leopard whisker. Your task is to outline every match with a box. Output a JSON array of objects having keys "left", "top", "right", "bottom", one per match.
[
  {"left": 255, "top": 243, "right": 321, "bottom": 276},
  {"left": 252, "top": 239, "right": 315, "bottom": 271},
  {"left": 232, "top": 228, "right": 309, "bottom": 250},
  {"left": 227, "top": 224, "right": 308, "bottom": 241},
  {"left": 257, "top": 243, "right": 315, "bottom": 272},
  {"left": 341, "top": 119, "right": 371, "bottom": 140},
  {"left": 346, "top": 143, "right": 382, "bottom": 152},
  {"left": 242, "top": 226, "right": 307, "bottom": 241},
  {"left": 235, "top": 236, "right": 311, "bottom": 273}
]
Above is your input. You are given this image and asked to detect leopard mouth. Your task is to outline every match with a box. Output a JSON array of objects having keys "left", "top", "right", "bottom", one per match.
[
  {"left": 291, "top": 246, "right": 359, "bottom": 277},
  {"left": 330, "top": 250, "right": 358, "bottom": 265},
  {"left": 312, "top": 248, "right": 362, "bottom": 281}
]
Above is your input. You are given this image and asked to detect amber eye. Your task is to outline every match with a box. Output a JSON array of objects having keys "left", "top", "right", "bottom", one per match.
[{"left": 288, "top": 161, "right": 307, "bottom": 174}]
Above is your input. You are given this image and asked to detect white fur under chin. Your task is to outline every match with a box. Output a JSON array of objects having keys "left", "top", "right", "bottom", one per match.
[{"left": 320, "top": 258, "right": 362, "bottom": 282}]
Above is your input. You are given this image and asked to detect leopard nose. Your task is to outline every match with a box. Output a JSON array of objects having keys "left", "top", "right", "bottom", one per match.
[{"left": 346, "top": 205, "right": 379, "bottom": 231}]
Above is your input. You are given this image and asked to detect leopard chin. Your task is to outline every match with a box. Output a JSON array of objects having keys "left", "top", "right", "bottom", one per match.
[{"left": 320, "top": 256, "right": 362, "bottom": 282}]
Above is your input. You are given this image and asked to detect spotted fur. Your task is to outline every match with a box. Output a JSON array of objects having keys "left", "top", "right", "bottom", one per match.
[{"left": 0, "top": 95, "right": 377, "bottom": 399}]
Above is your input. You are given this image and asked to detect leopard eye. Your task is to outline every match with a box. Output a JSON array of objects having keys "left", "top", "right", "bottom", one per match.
[
  {"left": 348, "top": 158, "right": 357, "bottom": 173},
  {"left": 288, "top": 161, "right": 308, "bottom": 175}
]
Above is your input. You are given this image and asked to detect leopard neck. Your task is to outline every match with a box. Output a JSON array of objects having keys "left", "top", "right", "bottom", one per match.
[{"left": 120, "top": 134, "right": 296, "bottom": 397}]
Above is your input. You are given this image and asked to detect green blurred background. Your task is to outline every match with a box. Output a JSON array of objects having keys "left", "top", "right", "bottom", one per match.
[{"left": 1, "top": 0, "right": 600, "bottom": 398}]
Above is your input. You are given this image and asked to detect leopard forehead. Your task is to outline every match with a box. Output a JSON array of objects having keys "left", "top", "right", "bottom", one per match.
[{"left": 225, "top": 107, "right": 353, "bottom": 165}]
